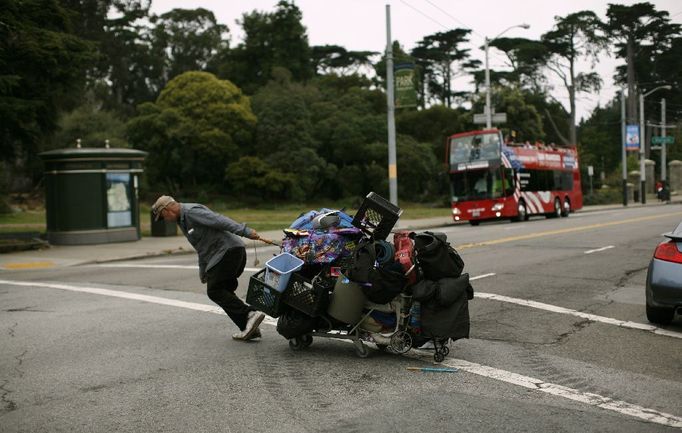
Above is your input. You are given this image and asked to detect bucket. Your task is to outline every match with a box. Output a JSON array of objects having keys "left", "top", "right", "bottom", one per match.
[
  {"left": 327, "top": 275, "right": 367, "bottom": 324},
  {"left": 264, "top": 252, "right": 304, "bottom": 293}
]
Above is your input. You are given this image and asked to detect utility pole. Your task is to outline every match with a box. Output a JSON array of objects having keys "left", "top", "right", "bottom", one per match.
[
  {"left": 662, "top": 98, "right": 667, "bottom": 183},
  {"left": 385, "top": 4, "right": 398, "bottom": 206},
  {"left": 639, "top": 93, "right": 646, "bottom": 204},
  {"left": 621, "top": 90, "right": 627, "bottom": 206}
]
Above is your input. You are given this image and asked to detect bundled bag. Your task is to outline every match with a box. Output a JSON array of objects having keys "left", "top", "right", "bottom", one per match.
[
  {"left": 412, "top": 231, "right": 464, "bottom": 280},
  {"left": 343, "top": 237, "right": 376, "bottom": 283},
  {"left": 276, "top": 309, "right": 317, "bottom": 339},
  {"left": 411, "top": 273, "right": 473, "bottom": 340},
  {"left": 364, "top": 262, "right": 406, "bottom": 304}
]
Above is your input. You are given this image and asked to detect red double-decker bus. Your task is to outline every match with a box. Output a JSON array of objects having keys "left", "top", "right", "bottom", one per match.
[{"left": 446, "top": 129, "right": 583, "bottom": 225}]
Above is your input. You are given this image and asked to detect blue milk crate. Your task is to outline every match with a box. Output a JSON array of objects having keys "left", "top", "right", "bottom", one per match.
[{"left": 264, "top": 252, "right": 304, "bottom": 293}]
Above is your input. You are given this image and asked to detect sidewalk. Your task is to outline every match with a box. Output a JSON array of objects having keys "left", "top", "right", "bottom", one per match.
[{"left": 0, "top": 201, "right": 675, "bottom": 271}]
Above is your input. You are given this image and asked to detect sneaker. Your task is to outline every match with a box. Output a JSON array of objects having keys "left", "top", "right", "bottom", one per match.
[
  {"left": 242, "top": 311, "right": 265, "bottom": 340},
  {"left": 232, "top": 328, "right": 262, "bottom": 340},
  {"left": 245, "top": 328, "right": 262, "bottom": 340}
]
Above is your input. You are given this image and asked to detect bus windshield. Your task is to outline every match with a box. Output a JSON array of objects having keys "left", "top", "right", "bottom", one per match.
[
  {"left": 451, "top": 169, "right": 504, "bottom": 202},
  {"left": 449, "top": 132, "right": 502, "bottom": 165}
]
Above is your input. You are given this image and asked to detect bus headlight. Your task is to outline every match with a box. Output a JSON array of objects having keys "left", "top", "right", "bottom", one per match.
[
  {"left": 491, "top": 203, "right": 504, "bottom": 211},
  {"left": 452, "top": 208, "right": 461, "bottom": 216}
]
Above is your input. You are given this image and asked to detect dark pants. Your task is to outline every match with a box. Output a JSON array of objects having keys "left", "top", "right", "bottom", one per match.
[{"left": 206, "top": 247, "right": 253, "bottom": 331}]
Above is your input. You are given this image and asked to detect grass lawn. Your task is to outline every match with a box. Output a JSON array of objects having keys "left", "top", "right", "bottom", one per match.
[{"left": 0, "top": 201, "right": 451, "bottom": 235}]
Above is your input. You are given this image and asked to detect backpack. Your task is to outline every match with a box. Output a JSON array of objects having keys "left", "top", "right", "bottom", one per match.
[
  {"left": 343, "top": 237, "right": 376, "bottom": 283},
  {"left": 412, "top": 231, "right": 464, "bottom": 280}
]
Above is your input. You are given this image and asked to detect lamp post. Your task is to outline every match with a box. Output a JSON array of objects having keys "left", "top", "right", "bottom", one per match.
[
  {"left": 639, "top": 85, "right": 671, "bottom": 203},
  {"left": 484, "top": 24, "right": 530, "bottom": 129}
]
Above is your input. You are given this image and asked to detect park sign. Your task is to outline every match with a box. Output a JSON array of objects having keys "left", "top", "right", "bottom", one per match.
[
  {"left": 651, "top": 136, "right": 675, "bottom": 145},
  {"left": 394, "top": 63, "right": 417, "bottom": 108}
]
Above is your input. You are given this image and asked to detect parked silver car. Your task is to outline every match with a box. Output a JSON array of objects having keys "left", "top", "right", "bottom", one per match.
[{"left": 646, "top": 221, "right": 682, "bottom": 324}]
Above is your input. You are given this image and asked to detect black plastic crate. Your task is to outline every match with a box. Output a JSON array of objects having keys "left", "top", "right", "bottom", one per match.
[
  {"left": 246, "top": 269, "right": 286, "bottom": 318},
  {"left": 282, "top": 273, "right": 333, "bottom": 317},
  {"left": 352, "top": 192, "right": 403, "bottom": 240}
]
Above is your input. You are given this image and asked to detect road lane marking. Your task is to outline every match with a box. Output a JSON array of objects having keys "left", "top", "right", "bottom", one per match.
[
  {"left": 2, "top": 261, "right": 55, "bottom": 270},
  {"left": 406, "top": 351, "right": 682, "bottom": 429},
  {"left": 476, "top": 292, "right": 682, "bottom": 339},
  {"left": 584, "top": 245, "right": 615, "bottom": 254},
  {"left": 94, "top": 264, "right": 262, "bottom": 273},
  {"left": 0, "top": 278, "right": 679, "bottom": 428},
  {"left": 1, "top": 278, "right": 680, "bottom": 428},
  {"left": 87, "top": 268, "right": 682, "bottom": 339},
  {"left": 455, "top": 211, "right": 682, "bottom": 250}
]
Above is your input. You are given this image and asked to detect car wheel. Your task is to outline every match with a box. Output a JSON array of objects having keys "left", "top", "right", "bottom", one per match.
[
  {"left": 561, "top": 198, "right": 571, "bottom": 217},
  {"left": 646, "top": 303, "right": 674, "bottom": 325}
]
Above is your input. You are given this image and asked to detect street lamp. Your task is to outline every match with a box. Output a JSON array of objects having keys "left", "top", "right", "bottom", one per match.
[
  {"left": 639, "top": 84, "right": 671, "bottom": 203},
  {"left": 484, "top": 23, "right": 530, "bottom": 129}
]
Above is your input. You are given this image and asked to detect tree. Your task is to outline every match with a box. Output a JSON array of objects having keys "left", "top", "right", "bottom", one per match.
[
  {"left": 481, "top": 37, "right": 549, "bottom": 91},
  {"left": 52, "top": 101, "right": 127, "bottom": 150},
  {"left": 411, "top": 29, "right": 479, "bottom": 107},
  {"left": 0, "top": 0, "right": 93, "bottom": 176},
  {"left": 219, "top": 0, "right": 312, "bottom": 93},
  {"left": 604, "top": 2, "right": 681, "bottom": 124},
  {"left": 311, "top": 45, "right": 377, "bottom": 76},
  {"left": 541, "top": 11, "right": 606, "bottom": 145},
  {"left": 126, "top": 71, "right": 256, "bottom": 190},
  {"left": 152, "top": 8, "right": 229, "bottom": 82}
]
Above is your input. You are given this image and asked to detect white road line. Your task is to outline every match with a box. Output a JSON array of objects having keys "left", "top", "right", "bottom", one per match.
[
  {"left": 94, "top": 264, "right": 262, "bottom": 273},
  {"left": 476, "top": 292, "right": 682, "bottom": 339},
  {"left": 584, "top": 245, "right": 615, "bottom": 254},
  {"left": 95, "top": 264, "right": 199, "bottom": 269},
  {"left": 406, "top": 351, "right": 682, "bottom": 429},
  {"left": 0, "top": 278, "right": 679, "bottom": 428}
]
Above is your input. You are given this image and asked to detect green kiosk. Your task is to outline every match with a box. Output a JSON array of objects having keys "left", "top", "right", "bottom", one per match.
[{"left": 40, "top": 147, "right": 147, "bottom": 245}]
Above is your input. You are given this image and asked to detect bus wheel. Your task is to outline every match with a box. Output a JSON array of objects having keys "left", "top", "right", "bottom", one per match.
[
  {"left": 512, "top": 201, "right": 527, "bottom": 222},
  {"left": 547, "top": 198, "right": 561, "bottom": 218},
  {"left": 561, "top": 198, "right": 571, "bottom": 217},
  {"left": 469, "top": 220, "right": 480, "bottom": 226}
]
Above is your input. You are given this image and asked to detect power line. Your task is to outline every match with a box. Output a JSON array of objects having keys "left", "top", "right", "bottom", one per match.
[
  {"left": 422, "top": 0, "right": 482, "bottom": 38},
  {"left": 397, "top": 0, "right": 450, "bottom": 31}
]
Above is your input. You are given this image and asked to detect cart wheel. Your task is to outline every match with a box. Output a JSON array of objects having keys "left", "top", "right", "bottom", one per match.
[
  {"left": 289, "top": 337, "right": 304, "bottom": 351},
  {"left": 441, "top": 346, "right": 450, "bottom": 357},
  {"left": 434, "top": 352, "right": 445, "bottom": 363},
  {"left": 389, "top": 331, "right": 413, "bottom": 354},
  {"left": 301, "top": 334, "right": 313, "bottom": 348},
  {"left": 354, "top": 341, "right": 369, "bottom": 358}
]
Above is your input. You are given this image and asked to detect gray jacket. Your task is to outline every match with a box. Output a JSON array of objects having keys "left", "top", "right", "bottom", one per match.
[{"left": 178, "top": 203, "right": 255, "bottom": 282}]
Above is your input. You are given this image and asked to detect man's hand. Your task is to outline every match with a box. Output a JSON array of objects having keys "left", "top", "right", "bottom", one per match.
[{"left": 248, "top": 229, "right": 260, "bottom": 240}]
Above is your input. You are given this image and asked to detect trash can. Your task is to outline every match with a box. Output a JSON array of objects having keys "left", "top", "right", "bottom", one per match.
[
  {"left": 151, "top": 210, "right": 177, "bottom": 237},
  {"left": 39, "top": 147, "right": 147, "bottom": 245}
]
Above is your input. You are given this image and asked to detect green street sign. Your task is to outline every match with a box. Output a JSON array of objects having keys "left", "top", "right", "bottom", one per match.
[{"left": 651, "top": 136, "right": 674, "bottom": 145}]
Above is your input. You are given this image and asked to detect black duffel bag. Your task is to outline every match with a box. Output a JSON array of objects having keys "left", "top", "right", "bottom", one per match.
[
  {"left": 364, "top": 262, "right": 406, "bottom": 304},
  {"left": 412, "top": 231, "right": 464, "bottom": 280}
]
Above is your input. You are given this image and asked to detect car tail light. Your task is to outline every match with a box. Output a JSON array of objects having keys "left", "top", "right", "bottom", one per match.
[{"left": 653, "top": 240, "right": 682, "bottom": 264}]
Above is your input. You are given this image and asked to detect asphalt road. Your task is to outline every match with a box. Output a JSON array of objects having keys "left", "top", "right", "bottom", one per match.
[{"left": 1, "top": 204, "right": 681, "bottom": 432}]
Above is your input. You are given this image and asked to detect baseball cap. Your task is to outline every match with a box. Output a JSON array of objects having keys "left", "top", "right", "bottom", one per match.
[{"left": 152, "top": 195, "right": 175, "bottom": 220}]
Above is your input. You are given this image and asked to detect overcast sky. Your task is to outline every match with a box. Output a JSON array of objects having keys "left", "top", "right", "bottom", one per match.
[{"left": 150, "top": 0, "right": 682, "bottom": 121}]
